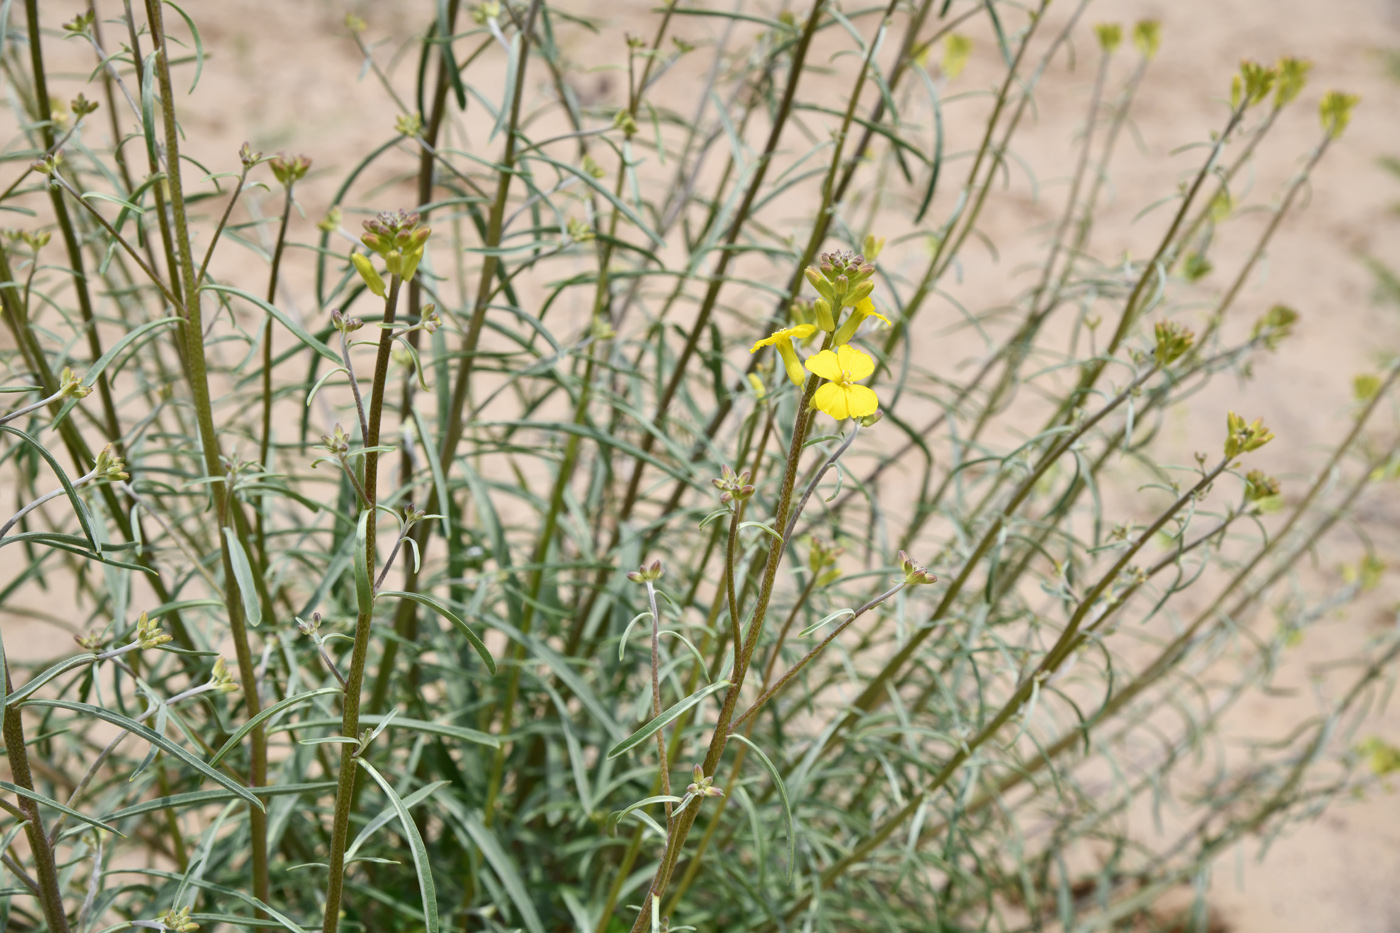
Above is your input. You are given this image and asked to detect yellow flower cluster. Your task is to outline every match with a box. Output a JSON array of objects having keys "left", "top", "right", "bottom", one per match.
[{"left": 749, "top": 243, "right": 891, "bottom": 422}]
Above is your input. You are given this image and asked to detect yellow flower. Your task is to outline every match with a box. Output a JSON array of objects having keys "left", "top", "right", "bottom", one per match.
[
  {"left": 752, "top": 324, "right": 817, "bottom": 387},
  {"left": 833, "top": 297, "right": 891, "bottom": 344},
  {"left": 806, "top": 345, "right": 879, "bottom": 421}
]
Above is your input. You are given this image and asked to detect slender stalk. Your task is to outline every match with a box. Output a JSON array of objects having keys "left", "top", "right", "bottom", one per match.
[
  {"left": 140, "top": 0, "right": 270, "bottom": 907},
  {"left": 257, "top": 176, "right": 298, "bottom": 558},
  {"left": 320, "top": 273, "right": 402, "bottom": 933},
  {"left": 3, "top": 665, "right": 71, "bottom": 933}
]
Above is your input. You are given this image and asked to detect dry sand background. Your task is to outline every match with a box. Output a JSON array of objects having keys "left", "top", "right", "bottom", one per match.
[{"left": 6, "top": 0, "right": 1400, "bottom": 929}]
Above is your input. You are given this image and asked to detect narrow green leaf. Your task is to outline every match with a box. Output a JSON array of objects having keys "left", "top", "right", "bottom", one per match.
[
  {"left": 729, "top": 732, "right": 797, "bottom": 883},
  {"left": 86, "top": 316, "right": 179, "bottom": 383},
  {"left": 439, "top": 796, "right": 547, "bottom": 933},
  {"left": 0, "top": 779, "right": 122, "bottom": 835},
  {"left": 345, "top": 779, "right": 449, "bottom": 863},
  {"left": 100, "top": 782, "right": 335, "bottom": 823},
  {"left": 355, "top": 510, "right": 372, "bottom": 615},
  {"left": 208, "top": 687, "right": 342, "bottom": 766},
  {"left": 605, "top": 795, "right": 683, "bottom": 837},
  {"left": 379, "top": 590, "right": 495, "bottom": 675},
  {"left": 270, "top": 716, "right": 498, "bottom": 749},
  {"left": 357, "top": 759, "right": 439, "bottom": 933},
  {"left": 201, "top": 283, "right": 340, "bottom": 364},
  {"left": 606, "top": 680, "right": 731, "bottom": 760},
  {"left": 164, "top": 1, "right": 205, "bottom": 92},
  {"left": 223, "top": 527, "right": 261, "bottom": 627},
  {"left": 21, "top": 700, "right": 263, "bottom": 810},
  {"left": 0, "top": 425, "right": 97, "bottom": 551}
]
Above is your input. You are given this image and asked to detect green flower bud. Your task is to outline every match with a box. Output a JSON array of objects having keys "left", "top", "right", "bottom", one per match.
[
  {"left": 1320, "top": 90, "right": 1360, "bottom": 139},
  {"left": 1094, "top": 23, "right": 1122, "bottom": 54},
  {"left": 351, "top": 252, "right": 386, "bottom": 297}
]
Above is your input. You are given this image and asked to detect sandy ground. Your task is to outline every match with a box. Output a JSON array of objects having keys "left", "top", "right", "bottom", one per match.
[{"left": 4, "top": 0, "right": 1400, "bottom": 929}]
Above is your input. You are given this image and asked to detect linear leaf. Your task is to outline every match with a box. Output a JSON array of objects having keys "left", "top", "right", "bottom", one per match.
[
  {"left": 730, "top": 732, "right": 797, "bottom": 883},
  {"left": 379, "top": 589, "right": 495, "bottom": 675},
  {"left": 0, "top": 779, "right": 123, "bottom": 835},
  {"left": 21, "top": 700, "right": 262, "bottom": 810},
  {"left": 606, "top": 680, "right": 731, "bottom": 760},
  {"left": 207, "top": 687, "right": 342, "bottom": 766},
  {"left": 357, "top": 759, "right": 439, "bottom": 933}
]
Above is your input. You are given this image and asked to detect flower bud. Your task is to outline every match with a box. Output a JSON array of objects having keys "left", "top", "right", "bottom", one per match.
[
  {"left": 400, "top": 246, "right": 424, "bottom": 283},
  {"left": 897, "top": 550, "right": 938, "bottom": 585},
  {"left": 351, "top": 253, "right": 386, "bottom": 297}
]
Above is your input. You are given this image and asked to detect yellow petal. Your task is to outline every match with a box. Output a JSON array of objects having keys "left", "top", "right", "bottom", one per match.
[
  {"left": 750, "top": 333, "right": 778, "bottom": 353},
  {"left": 836, "top": 344, "right": 875, "bottom": 381},
  {"left": 868, "top": 310, "right": 892, "bottom": 327},
  {"left": 846, "top": 384, "right": 879, "bottom": 418},
  {"left": 812, "top": 383, "right": 849, "bottom": 420},
  {"left": 805, "top": 349, "right": 843, "bottom": 382},
  {"left": 782, "top": 324, "right": 817, "bottom": 340},
  {"left": 856, "top": 297, "right": 875, "bottom": 316}
]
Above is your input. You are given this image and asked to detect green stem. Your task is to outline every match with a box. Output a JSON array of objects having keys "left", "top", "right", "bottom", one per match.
[
  {"left": 141, "top": 0, "right": 269, "bottom": 908},
  {"left": 321, "top": 274, "right": 402, "bottom": 933},
  {"left": 3, "top": 665, "right": 71, "bottom": 933},
  {"left": 257, "top": 178, "right": 297, "bottom": 560}
]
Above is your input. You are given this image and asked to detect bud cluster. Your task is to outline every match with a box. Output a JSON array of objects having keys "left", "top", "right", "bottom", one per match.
[
  {"left": 30, "top": 150, "right": 63, "bottom": 178},
  {"left": 269, "top": 152, "right": 312, "bottom": 187},
  {"left": 331, "top": 308, "right": 364, "bottom": 336},
  {"left": 626, "top": 559, "right": 664, "bottom": 584},
  {"left": 806, "top": 250, "right": 876, "bottom": 310},
  {"left": 353, "top": 209, "right": 432, "bottom": 294},
  {"left": 4, "top": 228, "right": 52, "bottom": 251},
  {"left": 297, "top": 611, "right": 324, "bottom": 636},
  {"left": 1153, "top": 321, "right": 1195, "bottom": 366},
  {"left": 239, "top": 142, "right": 263, "bottom": 168},
  {"left": 1224, "top": 412, "right": 1275, "bottom": 459},
  {"left": 319, "top": 423, "right": 352, "bottom": 456},
  {"left": 1231, "top": 60, "right": 1277, "bottom": 109},
  {"left": 808, "top": 535, "right": 844, "bottom": 587},
  {"left": 1243, "top": 469, "right": 1280, "bottom": 504},
  {"left": 1320, "top": 90, "right": 1360, "bottom": 140},
  {"left": 1250, "top": 304, "right": 1298, "bottom": 350},
  {"left": 712, "top": 464, "right": 754, "bottom": 505},
  {"left": 93, "top": 444, "right": 128, "bottom": 482},
  {"left": 159, "top": 906, "right": 200, "bottom": 933},
  {"left": 59, "top": 366, "right": 91, "bottom": 399},
  {"left": 685, "top": 764, "right": 725, "bottom": 800},
  {"left": 63, "top": 11, "right": 96, "bottom": 33},
  {"left": 897, "top": 550, "right": 938, "bottom": 586},
  {"left": 209, "top": 657, "right": 239, "bottom": 694},
  {"left": 133, "top": 611, "right": 171, "bottom": 650}
]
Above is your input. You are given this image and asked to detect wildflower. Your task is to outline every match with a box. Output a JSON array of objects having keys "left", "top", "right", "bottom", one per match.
[
  {"left": 1094, "top": 24, "right": 1122, "bottom": 54},
  {"left": 1224, "top": 412, "right": 1274, "bottom": 459},
  {"left": 1152, "top": 321, "right": 1194, "bottom": 366},
  {"left": 627, "top": 560, "right": 664, "bottom": 584},
  {"left": 712, "top": 464, "right": 754, "bottom": 504},
  {"left": 751, "top": 324, "right": 817, "bottom": 387},
  {"left": 1132, "top": 20, "right": 1161, "bottom": 59},
  {"left": 1274, "top": 57, "right": 1312, "bottom": 108},
  {"left": 806, "top": 345, "right": 879, "bottom": 421},
  {"left": 685, "top": 764, "right": 724, "bottom": 800},
  {"left": 832, "top": 297, "right": 892, "bottom": 345},
  {"left": 898, "top": 550, "right": 937, "bottom": 585},
  {"left": 1320, "top": 90, "right": 1360, "bottom": 140},
  {"left": 269, "top": 152, "right": 311, "bottom": 187},
  {"left": 135, "top": 611, "right": 172, "bottom": 650}
]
